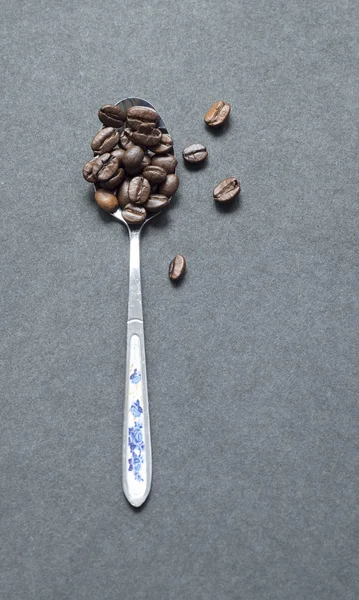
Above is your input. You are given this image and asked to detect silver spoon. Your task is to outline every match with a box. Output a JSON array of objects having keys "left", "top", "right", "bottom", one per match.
[{"left": 103, "top": 98, "right": 175, "bottom": 507}]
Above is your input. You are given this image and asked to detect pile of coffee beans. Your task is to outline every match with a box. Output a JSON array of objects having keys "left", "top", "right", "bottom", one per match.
[{"left": 83, "top": 104, "right": 179, "bottom": 225}]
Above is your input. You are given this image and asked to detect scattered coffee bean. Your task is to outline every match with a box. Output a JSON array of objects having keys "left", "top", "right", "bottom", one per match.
[
  {"left": 182, "top": 143, "right": 208, "bottom": 163},
  {"left": 144, "top": 194, "right": 170, "bottom": 212},
  {"left": 131, "top": 124, "right": 162, "bottom": 147},
  {"left": 100, "top": 167, "right": 125, "bottom": 190},
  {"left": 204, "top": 100, "right": 231, "bottom": 127},
  {"left": 122, "top": 145, "right": 145, "bottom": 174},
  {"left": 142, "top": 165, "right": 167, "bottom": 185},
  {"left": 213, "top": 177, "right": 240, "bottom": 203},
  {"left": 169, "top": 254, "right": 186, "bottom": 281},
  {"left": 91, "top": 127, "right": 120, "bottom": 154},
  {"left": 129, "top": 176, "right": 151, "bottom": 205},
  {"left": 94, "top": 189, "right": 119, "bottom": 213},
  {"left": 151, "top": 155, "right": 178, "bottom": 174},
  {"left": 122, "top": 203, "right": 147, "bottom": 225},
  {"left": 158, "top": 173, "right": 179, "bottom": 198},
  {"left": 117, "top": 178, "right": 131, "bottom": 208},
  {"left": 152, "top": 133, "right": 173, "bottom": 155},
  {"left": 98, "top": 104, "right": 125, "bottom": 128}
]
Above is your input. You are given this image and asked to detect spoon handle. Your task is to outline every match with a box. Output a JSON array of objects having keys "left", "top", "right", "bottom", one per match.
[{"left": 122, "top": 230, "right": 152, "bottom": 507}]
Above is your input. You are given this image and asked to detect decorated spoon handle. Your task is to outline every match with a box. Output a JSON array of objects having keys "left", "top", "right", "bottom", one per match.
[{"left": 122, "top": 230, "right": 151, "bottom": 507}]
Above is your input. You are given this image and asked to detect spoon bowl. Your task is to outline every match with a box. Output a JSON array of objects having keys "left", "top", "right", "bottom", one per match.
[{"left": 106, "top": 97, "right": 175, "bottom": 231}]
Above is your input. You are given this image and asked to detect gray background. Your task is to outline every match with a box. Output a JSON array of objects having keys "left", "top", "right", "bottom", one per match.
[{"left": 1, "top": 0, "right": 358, "bottom": 598}]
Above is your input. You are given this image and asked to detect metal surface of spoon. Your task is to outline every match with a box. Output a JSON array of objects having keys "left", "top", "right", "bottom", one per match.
[{"left": 103, "top": 98, "right": 175, "bottom": 507}]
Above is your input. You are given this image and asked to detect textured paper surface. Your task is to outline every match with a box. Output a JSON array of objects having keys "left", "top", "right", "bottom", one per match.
[{"left": 1, "top": 0, "right": 358, "bottom": 598}]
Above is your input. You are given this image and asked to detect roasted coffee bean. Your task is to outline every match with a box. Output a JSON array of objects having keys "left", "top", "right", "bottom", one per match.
[
  {"left": 98, "top": 104, "right": 125, "bottom": 128},
  {"left": 140, "top": 154, "right": 152, "bottom": 170},
  {"left": 158, "top": 173, "right": 179, "bottom": 198},
  {"left": 182, "top": 143, "right": 208, "bottom": 163},
  {"left": 126, "top": 106, "right": 159, "bottom": 126},
  {"left": 128, "top": 176, "right": 151, "bottom": 205},
  {"left": 83, "top": 153, "right": 120, "bottom": 182},
  {"left": 144, "top": 194, "right": 170, "bottom": 213},
  {"left": 131, "top": 124, "right": 162, "bottom": 147},
  {"left": 91, "top": 127, "right": 120, "bottom": 154},
  {"left": 169, "top": 254, "right": 186, "bottom": 281},
  {"left": 83, "top": 156, "right": 100, "bottom": 183},
  {"left": 93, "top": 153, "right": 120, "bottom": 182},
  {"left": 151, "top": 155, "right": 177, "bottom": 174},
  {"left": 142, "top": 165, "right": 167, "bottom": 185},
  {"left": 204, "top": 100, "right": 231, "bottom": 127},
  {"left": 117, "top": 178, "right": 130, "bottom": 208},
  {"left": 111, "top": 148, "right": 125, "bottom": 164},
  {"left": 122, "top": 203, "right": 147, "bottom": 225},
  {"left": 119, "top": 128, "right": 135, "bottom": 150},
  {"left": 126, "top": 117, "right": 157, "bottom": 131},
  {"left": 213, "top": 177, "right": 240, "bottom": 203},
  {"left": 122, "top": 145, "right": 145, "bottom": 174},
  {"left": 100, "top": 168, "right": 125, "bottom": 190},
  {"left": 94, "top": 189, "right": 119, "bottom": 213},
  {"left": 151, "top": 133, "right": 173, "bottom": 155}
]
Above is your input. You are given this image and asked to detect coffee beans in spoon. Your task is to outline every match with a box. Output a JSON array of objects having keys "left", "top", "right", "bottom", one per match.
[{"left": 82, "top": 102, "right": 179, "bottom": 223}]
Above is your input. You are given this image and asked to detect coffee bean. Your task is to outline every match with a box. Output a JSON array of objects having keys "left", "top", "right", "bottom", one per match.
[
  {"left": 182, "top": 143, "right": 208, "bottom": 163},
  {"left": 140, "top": 154, "right": 152, "bottom": 170},
  {"left": 142, "top": 165, "right": 167, "bottom": 185},
  {"left": 98, "top": 104, "right": 125, "bottom": 128},
  {"left": 144, "top": 194, "right": 170, "bottom": 213},
  {"left": 93, "top": 153, "right": 120, "bottom": 182},
  {"left": 83, "top": 153, "right": 120, "bottom": 182},
  {"left": 126, "top": 117, "right": 157, "bottom": 131},
  {"left": 169, "top": 254, "right": 186, "bottom": 281},
  {"left": 126, "top": 106, "right": 159, "bottom": 126},
  {"left": 204, "top": 100, "right": 231, "bottom": 127},
  {"left": 151, "top": 155, "right": 177, "bottom": 174},
  {"left": 158, "top": 173, "right": 179, "bottom": 198},
  {"left": 119, "top": 128, "right": 135, "bottom": 150},
  {"left": 111, "top": 148, "right": 125, "bottom": 164},
  {"left": 128, "top": 176, "right": 151, "bottom": 205},
  {"left": 94, "top": 189, "right": 119, "bottom": 213},
  {"left": 131, "top": 124, "right": 162, "bottom": 147},
  {"left": 100, "top": 167, "right": 125, "bottom": 190},
  {"left": 83, "top": 156, "right": 100, "bottom": 183},
  {"left": 151, "top": 133, "right": 173, "bottom": 155},
  {"left": 91, "top": 127, "right": 120, "bottom": 154},
  {"left": 213, "top": 177, "right": 240, "bottom": 203},
  {"left": 117, "top": 178, "right": 130, "bottom": 208},
  {"left": 122, "top": 203, "right": 147, "bottom": 225},
  {"left": 122, "top": 145, "right": 145, "bottom": 174}
]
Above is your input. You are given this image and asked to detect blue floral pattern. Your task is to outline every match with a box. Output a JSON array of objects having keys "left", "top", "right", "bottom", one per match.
[
  {"left": 130, "top": 399, "right": 143, "bottom": 418},
  {"left": 130, "top": 368, "right": 141, "bottom": 384},
  {"left": 128, "top": 417, "right": 145, "bottom": 481}
]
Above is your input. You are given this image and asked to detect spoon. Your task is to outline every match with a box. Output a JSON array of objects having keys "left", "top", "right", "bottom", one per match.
[{"left": 103, "top": 98, "right": 175, "bottom": 507}]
